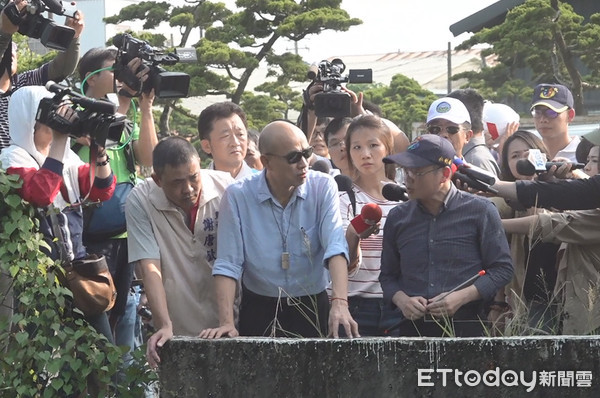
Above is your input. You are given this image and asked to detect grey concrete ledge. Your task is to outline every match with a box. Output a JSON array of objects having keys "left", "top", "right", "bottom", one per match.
[{"left": 159, "top": 336, "right": 600, "bottom": 398}]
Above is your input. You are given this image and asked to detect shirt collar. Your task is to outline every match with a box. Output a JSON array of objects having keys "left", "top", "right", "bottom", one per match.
[
  {"left": 416, "top": 183, "right": 458, "bottom": 214},
  {"left": 149, "top": 170, "right": 218, "bottom": 211},
  {"left": 256, "top": 170, "right": 308, "bottom": 204}
]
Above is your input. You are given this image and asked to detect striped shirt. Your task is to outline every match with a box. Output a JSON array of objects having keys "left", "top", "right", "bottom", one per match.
[
  {"left": 0, "top": 66, "right": 48, "bottom": 150},
  {"left": 337, "top": 184, "right": 401, "bottom": 298}
]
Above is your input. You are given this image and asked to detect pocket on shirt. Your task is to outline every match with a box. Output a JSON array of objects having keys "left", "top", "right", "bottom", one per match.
[{"left": 295, "top": 224, "right": 321, "bottom": 260}]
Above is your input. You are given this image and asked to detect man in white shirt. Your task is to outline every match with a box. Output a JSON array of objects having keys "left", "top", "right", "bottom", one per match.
[{"left": 198, "top": 102, "right": 257, "bottom": 180}]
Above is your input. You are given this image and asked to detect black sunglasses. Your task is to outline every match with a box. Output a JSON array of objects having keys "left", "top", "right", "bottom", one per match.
[
  {"left": 267, "top": 147, "right": 314, "bottom": 164},
  {"left": 427, "top": 125, "right": 462, "bottom": 135}
]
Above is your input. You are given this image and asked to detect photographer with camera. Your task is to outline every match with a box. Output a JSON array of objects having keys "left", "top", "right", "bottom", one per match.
[
  {"left": 299, "top": 59, "right": 408, "bottom": 170},
  {"left": 0, "top": 0, "right": 84, "bottom": 150},
  {"left": 72, "top": 46, "right": 156, "bottom": 362},
  {"left": 0, "top": 86, "right": 116, "bottom": 393}
]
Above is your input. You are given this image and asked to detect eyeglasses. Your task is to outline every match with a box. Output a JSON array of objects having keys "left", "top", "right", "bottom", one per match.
[
  {"left": 402, "top": 166, "right": 442, "bottom": 179},
  {"left": 266, "top": 147, "right": 314, "bottom": 164},
  {"left": 328, "top": 140, "right": 346, "bottom": 149},
  {"left": 427, "top": 125, "right": 462, "bottom": 135},
  {"left": 531, "top": 107, "right": 560, "bottom": 119}
]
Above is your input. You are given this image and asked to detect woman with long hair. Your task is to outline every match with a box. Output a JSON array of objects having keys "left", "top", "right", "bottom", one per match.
[{"left": 332, "top": 114, "right": 403, "bottom": 336}]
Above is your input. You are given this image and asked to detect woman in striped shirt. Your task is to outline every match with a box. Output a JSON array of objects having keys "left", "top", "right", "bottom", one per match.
[{"left": 336, "top": 114, "right": 404, "bottom": 336}]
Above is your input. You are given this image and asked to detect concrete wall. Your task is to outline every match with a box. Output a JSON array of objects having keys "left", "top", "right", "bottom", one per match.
[{"left": 159, "top": 336, "right": 600, "bottom": 397}]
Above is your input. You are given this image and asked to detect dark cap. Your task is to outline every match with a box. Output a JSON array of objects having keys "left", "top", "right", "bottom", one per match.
[
  {"left": 583, "top": 127, "right": 600, "bottom": 147},
  {"left": 383, "top": 135, "right": 455, "bottom": 168},
  {"left": 530, "top": 84, "right": 574, "bottom": 112}
]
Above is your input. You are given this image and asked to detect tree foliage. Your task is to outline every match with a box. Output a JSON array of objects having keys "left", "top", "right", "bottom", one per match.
[
  {"left": 0, "top": 171, "right": 156, "bottom": 397},
  {"left": 103, "top": 0, "right": 362, "bottom": 132},
  {"left": 13, "top": 34, "right": 54, "bottom": 74},
  {"left": 362, "top": 75, "right": 437, "bottom": 135},
  {"left": 456, "top": 0, "right": 600, "bottom": 114}
]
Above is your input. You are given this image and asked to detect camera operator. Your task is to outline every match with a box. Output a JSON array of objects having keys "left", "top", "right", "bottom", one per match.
[
  {"left": 0, "top": 0, "right": 84, "bottom": 150},
  {"left": 299, "top": 77, "right": 408, "bottom": 167},
  {"left": 72, "top": 46, "right": 156, "bottom": 361},
  {"left": 0, "top": 85, "right": 115, "bottom": 345}
]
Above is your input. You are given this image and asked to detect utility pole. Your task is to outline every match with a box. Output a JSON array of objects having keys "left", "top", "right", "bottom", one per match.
[{"left": 447, "top": 41, "right": 452, "bottom": 94}]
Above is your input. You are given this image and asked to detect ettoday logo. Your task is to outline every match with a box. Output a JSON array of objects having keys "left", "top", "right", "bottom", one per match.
[{"left": 418, "top": 368, "right": 593, "bottom": 392}]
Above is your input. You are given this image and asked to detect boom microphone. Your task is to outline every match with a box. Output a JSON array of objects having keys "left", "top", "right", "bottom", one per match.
[
  {"left": 335, "top": 174, "right": 356, "bottom": 216},
  {"left": 382, "top": 183, "right": 408, "bottom": 202},
  {"left": 515, "top": 149, "right": 585, "bottom": 176},
  {"left": 45, "top": 81, "right": 117, "bottom": 115},
  {"left": 350, "top": 203, "right": 382, "bottom": 234},
  {"left": 452, "top": 157, "right": 496, "bottom": 185}
]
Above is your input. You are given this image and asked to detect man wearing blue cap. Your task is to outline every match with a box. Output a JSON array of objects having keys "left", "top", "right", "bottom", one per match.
[
  {"left": 379, "top": 135, "right": 513, "bottom": 337},
  {"left": 531, "top": 83, "right": 580, "bottom": 161}
]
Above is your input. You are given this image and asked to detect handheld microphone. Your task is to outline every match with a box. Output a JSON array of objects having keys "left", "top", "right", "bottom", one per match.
[
  {"left": 382, "top": 183, "right": 408, "bottom": 202},
  {"left": 350, "top": 203, "right": 382, "bottom": 234},
  {"left": 454, "top": 171, "right": 498, "bottom": 195},
  {"left": 311, "top": 159, "right": 331, "bottom": 174},
  {"left": 45, "top": 81, "right": 117, "bottom": 115},
  {"left": 335, "top": 174, "right": 356, "bottom": 216},
  {"left": 452, "top": 157, "right": 496, "bottom": 186},
  {"left": 515, "top": 149, "right": 585, "bottom": 176}
]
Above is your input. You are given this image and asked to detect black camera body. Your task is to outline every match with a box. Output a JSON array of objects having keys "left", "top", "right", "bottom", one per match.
[
  {"left": 1, "top": 0, "right": 77, "bottom": 51},
  {"left": 309, "top": 58, "right": 372, "bottom": 118},
  {"left": 36, "top": 82, "right": 126, "bottom": 148},
  {"left": 112, "top": 34, "right": 192, "bottom": 99}
]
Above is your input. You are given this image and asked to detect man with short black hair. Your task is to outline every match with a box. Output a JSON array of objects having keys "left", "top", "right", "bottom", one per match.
[
  {"left": 126, "top": 136, "right": 233, "bottom": 368},
  {"left": 75, "top": 46, "right": 156, "bottom": 359},
  {"left": 380, "top": 135, "right": 513, "bottom": 337},
  {"left": 448, "top": 88, "right": 500, "bottom": 177},
  {"left": 198, "top": 102, "right": 256, "bottom": 180}
]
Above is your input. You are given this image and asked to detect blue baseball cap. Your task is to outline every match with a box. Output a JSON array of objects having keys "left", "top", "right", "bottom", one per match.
[{"left": 383, "top": 135, "right": 456, "bottom": 168}]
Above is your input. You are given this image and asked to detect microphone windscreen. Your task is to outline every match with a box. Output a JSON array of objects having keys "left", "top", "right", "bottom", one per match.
[
  {"left": 113, "top": 34, "right": 124, "bottom": 48},
  {"left": 361, "top": 203, "right": 382, "bottom": 223},
  {"left": 312, "top": 159, "right": 331, "bottom": 174},
  {"left": 307, "top": 64, "right": 318, "bottom": 80},
  {"left": 45, "top": 80, "right": 63, "bottom": 93},
  {"left": 382, "top": 183, "right": 408, "bottom": 202},
  {"left": 334, "top": 174, "right": 353, "bottom": 192},
  {"left": 515, "top": 159, "right": 536, "bottom": 176}
]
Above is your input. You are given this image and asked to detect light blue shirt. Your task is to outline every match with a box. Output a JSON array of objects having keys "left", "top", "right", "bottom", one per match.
[{"left": 213, "top": 170, "right": 349, "bottom": 297}]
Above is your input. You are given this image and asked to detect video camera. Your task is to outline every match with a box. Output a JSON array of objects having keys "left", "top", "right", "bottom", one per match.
[
  {"left": 36, "top": 81, "right": 126, "bottom": 148},
  {"left": 1, "top": 0, "right": 77, "bottom": 51},
  {"left": 112, "top": 33, "right": 193, "bottom": 99},
  {"left": 307, "top": 58, "right": 372, "bottom": 118}
]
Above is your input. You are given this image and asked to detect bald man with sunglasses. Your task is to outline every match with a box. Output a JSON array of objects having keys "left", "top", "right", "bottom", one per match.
[{"left": 201, "top": 120, "right": 359, "bottom": 339}]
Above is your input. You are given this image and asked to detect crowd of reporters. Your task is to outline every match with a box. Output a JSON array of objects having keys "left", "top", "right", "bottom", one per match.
[{"left": 1, "top": 2, "right": 600, "bottom": 394}]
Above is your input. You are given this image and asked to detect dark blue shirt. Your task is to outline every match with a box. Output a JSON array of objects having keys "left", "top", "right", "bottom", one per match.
[{"left": 379, "top": 184, "right": 513, "bottom": 305}]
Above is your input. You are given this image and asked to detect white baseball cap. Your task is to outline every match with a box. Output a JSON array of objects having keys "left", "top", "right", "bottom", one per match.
[{"left": 427, "top": 97, "right": 471, "bottom": 125}]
